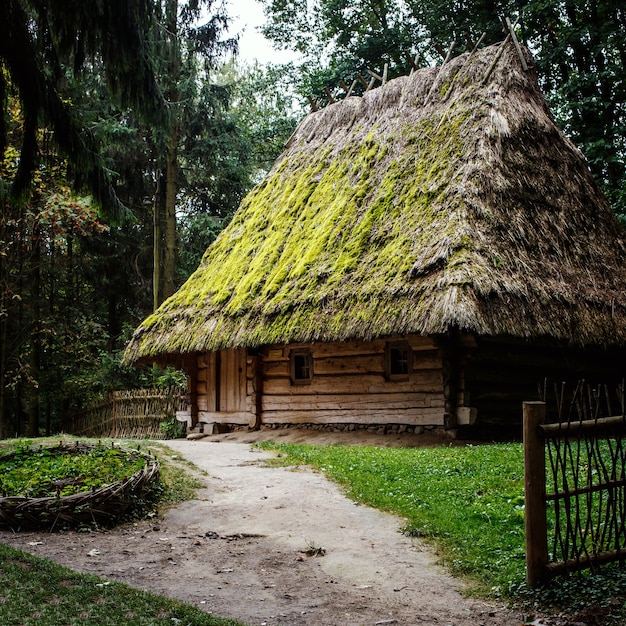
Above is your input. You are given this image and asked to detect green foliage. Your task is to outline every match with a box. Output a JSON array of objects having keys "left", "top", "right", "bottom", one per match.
[
  {"left": 522, "top": 0, "right": 626, "bottom": 216},
  {"left": 0, "top": 435, "right": 205, "bottom": 509},
  {"left": 512, "top": 563, "right": 626, "bottom": 622},
  {"left": 60, "top": 325, "right": 186, "bottom": 409},
  {"left": 175, "top": 60, "right": 302, "bottom": 282},
  {"left": 159, "top": 415, "right": 187, "bottom": 440},
  {"left": 0, "top": 0, "right": 166, "bottom": 221},
  {"left": 0, "top": 443, "right": 146, "bottom": 498},
  {"left": 0, "top": 542, "right": 245, "bottom": 626}
]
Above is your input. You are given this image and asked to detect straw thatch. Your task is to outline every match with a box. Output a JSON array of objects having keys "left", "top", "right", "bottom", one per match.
[{"left": 124, "top": 41, "right": 626, "bottom": 365}]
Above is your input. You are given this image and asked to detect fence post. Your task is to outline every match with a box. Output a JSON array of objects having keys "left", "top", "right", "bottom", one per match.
[{"left": 524, "top": 401, "right": 549, "bottom": 587}]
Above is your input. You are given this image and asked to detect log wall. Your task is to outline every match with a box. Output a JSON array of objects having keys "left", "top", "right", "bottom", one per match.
[{"left": 259, "top": 336, "right": 445, "bottom": 427}]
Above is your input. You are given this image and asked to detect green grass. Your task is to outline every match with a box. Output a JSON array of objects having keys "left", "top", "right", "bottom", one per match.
[
  {"left": 258, "top": 440, "right": 626, "bottom": 622},
  {"left": 0, "top": 542, "right": 244, "bottom": 626},
  {"left": 0, "top": 443, "right": 147, "bottom": 498},
  {"left": 149, "top": 442, "right": 207, "bottom": 507}
]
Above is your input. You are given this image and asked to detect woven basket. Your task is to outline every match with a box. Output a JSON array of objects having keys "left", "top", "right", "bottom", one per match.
[{"left": 0, "top": 442, "right": 160, "bottom": 531}]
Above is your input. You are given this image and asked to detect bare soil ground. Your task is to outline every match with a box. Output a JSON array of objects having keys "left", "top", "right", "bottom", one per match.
[{"left": 1, "top": 429, "right": 538, "bottom": 625}]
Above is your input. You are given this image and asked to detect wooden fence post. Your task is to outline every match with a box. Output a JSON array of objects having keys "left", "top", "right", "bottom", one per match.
[{"left": 524, "top": 401, "right": 549, "bottom": 587}]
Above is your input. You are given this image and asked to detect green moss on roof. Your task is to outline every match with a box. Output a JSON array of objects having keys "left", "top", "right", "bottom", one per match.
[{"left": 124, "top": 42, "right": 626, "bottom": 364}]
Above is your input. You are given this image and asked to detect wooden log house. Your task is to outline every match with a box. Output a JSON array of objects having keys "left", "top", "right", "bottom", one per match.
[{"left": 124, "top": 41, "right": 626, "bottom": 436}]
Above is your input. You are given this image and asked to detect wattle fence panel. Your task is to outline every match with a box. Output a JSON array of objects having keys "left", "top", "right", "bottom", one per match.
[
  {"left": 64, "top": 388, "right": 186, "bottom": 440},
  {"left": 524, "top": 382, "right": 626, "bottom": 587}
]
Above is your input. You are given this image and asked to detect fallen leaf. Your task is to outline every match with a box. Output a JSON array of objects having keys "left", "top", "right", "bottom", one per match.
[{"left": 87, "top": 549, "right": 100, "bottom": 557}]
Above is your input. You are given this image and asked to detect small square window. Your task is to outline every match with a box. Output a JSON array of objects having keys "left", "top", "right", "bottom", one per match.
[
  {"left": 290, "top": 349, "right": 313, "bottom": 385},
  {"left": 385, "top": 342, "right": 412, "bottom": 381}
]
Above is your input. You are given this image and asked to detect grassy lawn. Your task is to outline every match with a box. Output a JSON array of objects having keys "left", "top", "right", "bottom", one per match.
[{"left": 258, "top": 440, "right": 626, "bottom": 622}]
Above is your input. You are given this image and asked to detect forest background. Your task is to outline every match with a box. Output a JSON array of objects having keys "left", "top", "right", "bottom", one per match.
[{"left": 0, "top": 0, "right": 624, "bottom": 439}]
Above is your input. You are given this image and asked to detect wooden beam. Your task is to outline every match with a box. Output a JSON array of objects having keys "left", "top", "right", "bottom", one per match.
[
  {"left": 505, "top": 16, "right": 528, "bottom": 70},
  {"left": 404, "top": 50, "right": 418, "bottom": 71},
  {"left": 523, "top": 401, "right": 549, "bottom": 588},
  {"left": 426, "top": 41, "right": 456, "bottom": 101},
  {"left": 261, "top": 392, "right": 445, "bottom": 411},
  {"left": 482, "top": 16, "right": 519, "bottom": 85},
  {"left": 261, "top": 409, "right": 444, "bottom": 426},
  {"left": 540, "top": 413, "right": 626, "bottom": 437},
  {"left": 197, "top": 410, "right": 255, "bottom": 425},
  {"left": 470, "top": 31, "right": 487, "bottom": 55},
  {"left": 263, "top": 371, "right": 443, "bottom": 395}
]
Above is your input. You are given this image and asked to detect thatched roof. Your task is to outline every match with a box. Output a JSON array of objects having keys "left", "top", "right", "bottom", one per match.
[{"left": 124, "top": 41, "right": 626, "bottom": 364}]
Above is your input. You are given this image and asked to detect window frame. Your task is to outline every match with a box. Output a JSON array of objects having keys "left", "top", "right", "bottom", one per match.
[
  {"left": 384, "top": 341, "right": 413, "bottom": 381},
  {"left": 289, "top": 348, "right": 314, "bottom": 385}
]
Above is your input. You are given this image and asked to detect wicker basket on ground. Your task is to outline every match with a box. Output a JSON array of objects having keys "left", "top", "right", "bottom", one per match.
[{"left": 0, "top": 442, "right": 160, "bottom": 532}]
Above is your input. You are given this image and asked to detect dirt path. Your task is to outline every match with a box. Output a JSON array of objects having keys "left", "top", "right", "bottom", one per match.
[{"left": 0, "top": 431, "right": 529, "bottom": 625}]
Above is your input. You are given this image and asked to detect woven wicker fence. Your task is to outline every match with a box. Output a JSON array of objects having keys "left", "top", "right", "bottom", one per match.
[
  {"left": 0, "top": 442, "right": 160, "bottom": 531},
  {"left": 524, "top": 381, "right": 626, "bottom": 587},
  {"left": 65, "top": 387, "right": 186, "bottom": 439}
]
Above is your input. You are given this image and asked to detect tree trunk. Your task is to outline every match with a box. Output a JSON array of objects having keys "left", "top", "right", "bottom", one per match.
[
  {"left": 153, "top": 175, "right": 163, "bottom": 311},
  {"left": 162, "top": 0, "right": 180, "bottom": 301},
  {"left": 163, "top": 125, "right": 179, "bottom": 300},
  {"left": 27, "top": 230, "right": 40, "bottom": 437},
  {"left": 0, "top": 313, "right": 7, "bottom": 440}
]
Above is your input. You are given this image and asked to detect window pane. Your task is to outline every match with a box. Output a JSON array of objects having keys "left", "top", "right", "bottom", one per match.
[
  {"left": 390, "top": 347, "right": 409, "bottom": 376},
  {"left": 294, "top": 353, "right": 311, "bottom": 380}
]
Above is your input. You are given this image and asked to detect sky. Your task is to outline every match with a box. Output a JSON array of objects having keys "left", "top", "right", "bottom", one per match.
[{"left": 226, "top": 0, "right": 300, "bottom": 65}]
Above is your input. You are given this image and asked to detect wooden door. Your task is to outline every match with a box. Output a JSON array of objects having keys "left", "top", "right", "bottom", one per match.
[{"left": 217, "top": 348, "right": 246, "bottom": 412}]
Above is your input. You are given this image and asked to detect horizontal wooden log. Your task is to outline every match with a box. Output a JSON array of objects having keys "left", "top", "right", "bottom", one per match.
[
  {"left": 198, "top": 411, "right": 255, "bottom": 425},
  {"left": 265, "top": 347, "right": 286, "bottom": 361},
  {"left": 263, "top": 353, "right": 441, "bottom": 378},
  {"left": 263, "top": 335, "right": 438, "bottom": 361},
  {"left": 261, "top": 409, "right": 444, "bottom": 426},
  {"left": 261, "top": 392, "right": 444, "bottom": 411},
  {"left": 540, "top": 414, "right": 626, "bottom": 438},
  {"left": 546, "top": 547, "right": 626, "bottom": 577},
  {"left": 263, "top": 371, "right": 442, "bottom": 395}
]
